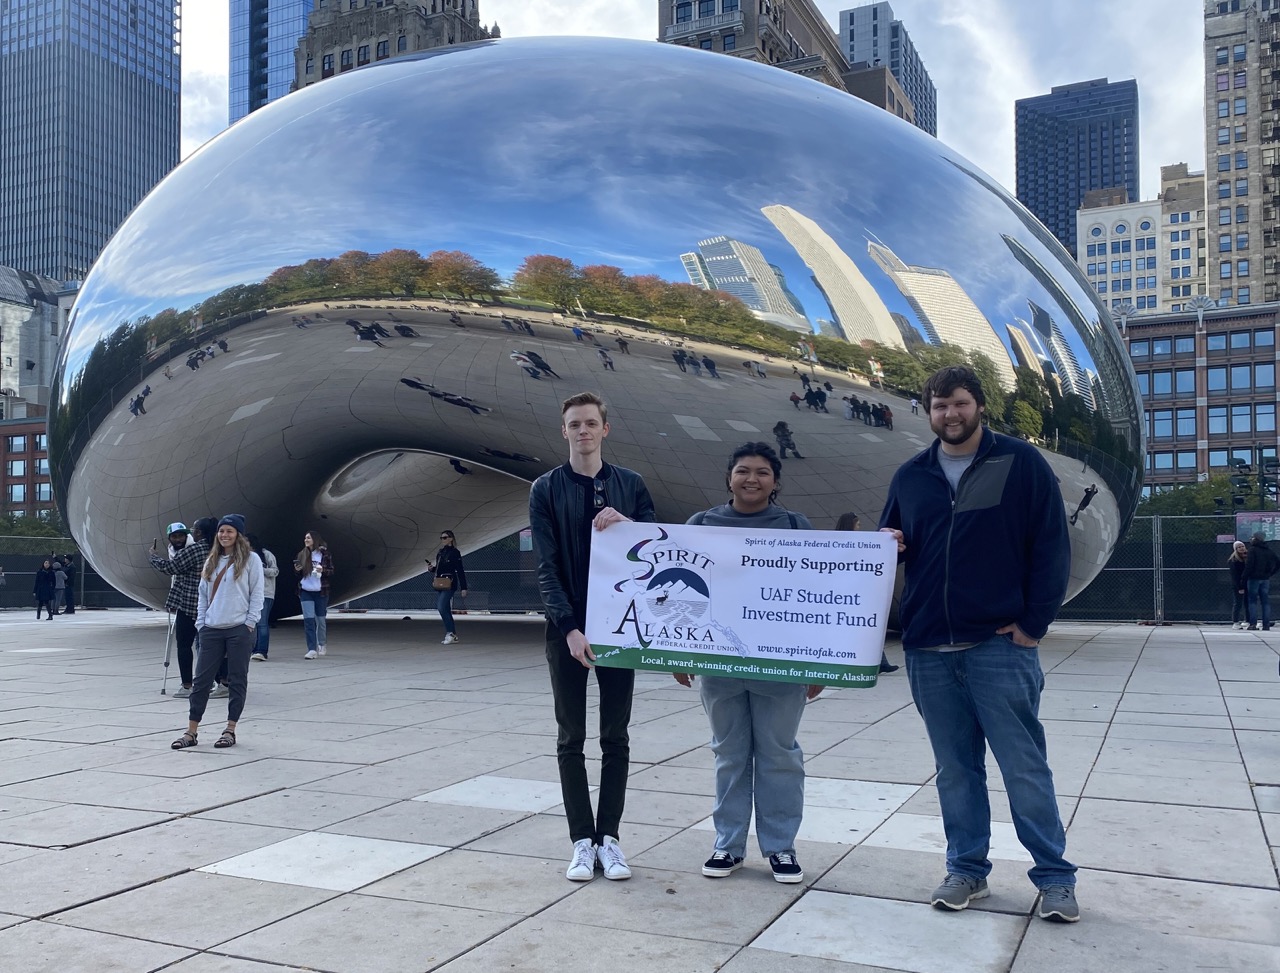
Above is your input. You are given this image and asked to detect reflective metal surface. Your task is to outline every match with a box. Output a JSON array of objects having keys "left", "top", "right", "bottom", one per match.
[{"left": 51, "top": 37, "right": 1142, "bottom": 611}]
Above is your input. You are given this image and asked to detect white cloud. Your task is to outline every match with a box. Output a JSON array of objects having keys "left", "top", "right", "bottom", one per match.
[{"left": 182, "top": 1, "right": 1206, "bottom": 195}]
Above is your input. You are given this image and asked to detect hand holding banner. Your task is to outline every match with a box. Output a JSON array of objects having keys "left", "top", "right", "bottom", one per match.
[{"left": 586, "top": 522, "right": 896, "bottom": 687}]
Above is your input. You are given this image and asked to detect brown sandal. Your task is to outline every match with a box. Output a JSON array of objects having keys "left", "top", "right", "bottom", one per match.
[
  {"left": 214, "top": 729, "right": 236, "bottom": 749},
  {"left": 171, "top": 731, "right": 197, "bottom": 750}
]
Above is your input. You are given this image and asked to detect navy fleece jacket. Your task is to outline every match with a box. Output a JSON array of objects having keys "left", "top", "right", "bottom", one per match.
[{"left": 879, "top": 427, "right": 1070, "bottom": 650}]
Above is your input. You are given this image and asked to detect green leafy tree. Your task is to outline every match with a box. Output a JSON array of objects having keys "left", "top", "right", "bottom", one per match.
[
  {"left": 512, "top": 254, "right": 579, "bottom": 309},
  {"left": 1008, "top": 400, "right": 1044, "bottom": 440}
]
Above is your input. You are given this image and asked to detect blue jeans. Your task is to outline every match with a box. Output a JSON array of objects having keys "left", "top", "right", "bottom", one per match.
[
  {"left": 905, "top": 634, "right": 1075, "bottom": 888},
  {"left": 255, "top": 597, "right": 274, "bottom": 656},
  {"left": 699, "top": 676, "right": 807, "bottom": 858},
  {"left": 1247, "top": 579, "right": 1271, "bottom": 628},
  {"left": 436, "top": 587, "right": 455, "bottom": 634},
  {"left": 300, "top": 590, "right": 328, "bottom": 652}
]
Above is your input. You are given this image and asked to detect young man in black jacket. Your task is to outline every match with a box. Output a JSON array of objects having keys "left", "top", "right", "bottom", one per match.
[
  {"left": 1243, "top": 532, "right": 1279, "bottom": 630},
  {"left": 529, "top": 392, "right": 655, "bottom": 883},
  {"left": 879, "top": 365, "right": 1078, "bottom": 923}
]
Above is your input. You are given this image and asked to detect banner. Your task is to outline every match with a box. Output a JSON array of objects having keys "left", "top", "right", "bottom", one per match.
[{"left": 585, "top": 521, "right": 895, "bottom": 687}]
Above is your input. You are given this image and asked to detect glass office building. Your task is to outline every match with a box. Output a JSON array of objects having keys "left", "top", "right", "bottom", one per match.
[
  {"left": 0, "top": 0, "right": 180, "bottom": 283},
  {"left": 1015, "top": 78, "right": 1140, "bottom": 259},
  {"left": 229, "top": 0, "right": 315, "bottom": 124}
]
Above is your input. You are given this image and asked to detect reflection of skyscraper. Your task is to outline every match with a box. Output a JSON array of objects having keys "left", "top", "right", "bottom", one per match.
[
  {"left": 817, "top": 318, "right": 845, "bottom": 340},
  {"left": 866, "top": 241, "right": 1016, "bottom": 389},
  {"left": 1006, "top": 321, "right": 1054, "bottom": 387},
  {"left": 683, "top": 235, "right": 810, "bottom": 332},
  {"left": 1027, "top": 300, "right": 1094, "bottom": 409},
  {"left": 762, "top": 205, "right": 903, "bottom": 349},
  {"left": 771, "top": 264, "right": 808, "bottom": 321},
  {"left": 891, "top": 311, "right": 925, "bottom": 348}
]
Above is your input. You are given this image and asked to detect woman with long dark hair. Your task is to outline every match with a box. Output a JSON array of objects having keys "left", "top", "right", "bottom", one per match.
[
  {"left": 295, "top": 530, "right": 333, "bottom": 659},
  {"left": 1229, "top": 540, "right": 1249, "bottom": 630},
  {"left": 32, "top": 558, "right": 56, "bottom": 620},
  {"left": 675, "top": 442, "right": 820, "bottom": 886},
  {"left": 427, "top": 529, "right": 468, "bottom": 644},
  {"left": 171, "top": 514, "right": 263, "bottom": 750}
]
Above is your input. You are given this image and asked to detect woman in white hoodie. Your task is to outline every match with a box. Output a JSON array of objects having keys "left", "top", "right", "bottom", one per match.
[{"left": 172, "top": 514, "right": 263, "bottom": 751}]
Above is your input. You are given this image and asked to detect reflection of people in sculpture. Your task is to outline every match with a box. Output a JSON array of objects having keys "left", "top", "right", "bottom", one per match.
[
  {"left": 702, "top": 355, "right": 719, "bottom": 378},
  {"left": 525, "top": 351, "right": 561, "bottom": 378},
  {"left": 598, "top": 349, "right": 615, "bottom": 371},
  {"left": 789, "top": 392, "right": 801, "bottom": 410},
  {"left": 772, "top": 421, "right": 802, "bottom": 459},
  {"left": 672, "top": 349, "right": 687, "bottom": 372},
  {"left": 529, "top": 391, "right": 655, "bottom": 884},
  {"left": 510, "top": 352, "right": 541, "bottom": 379},
  {"left": 615, "top": 337, "right": 630, "bottom": 354},
  {"left": 394, "top": 324, "right": 420, "bottom": 338},
  {"left": 674, "top": 441, "right": 820, "bottom": 885},
  {"left": 688, "top": 356, "right": 702, "bottom": 377}
]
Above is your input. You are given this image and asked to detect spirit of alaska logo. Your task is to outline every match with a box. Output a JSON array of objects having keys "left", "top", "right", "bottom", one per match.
[{"left": 610, "top": 528, "right": 748, "bottom": 654}]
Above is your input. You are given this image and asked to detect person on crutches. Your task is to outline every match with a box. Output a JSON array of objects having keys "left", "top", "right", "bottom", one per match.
[{"left": 149, "top": 519, "right": 227, "bottom": 699}]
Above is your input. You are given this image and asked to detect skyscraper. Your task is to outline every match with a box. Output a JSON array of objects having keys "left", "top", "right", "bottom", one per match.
[
  {"left": 682, "top": 235, "right": 810, "bottom": 332},
  {"left": 1015, "top": 78, "right": 1140, "bottom": 257},
  {"left": 229, "top": 1, "right": 316, "bottom": 124},
  {"left": 1203, "top": 1, "right": 1279, "bottom": 307},
  {"left": 867, "top": 240, "right": 1016, "bottom": 389},
  {"left": 761, "top": 204, "right": 902, "bottom": 349},
  {"left": 839, "top": 2, "right": 937, "bottom": 136},
  {"left": 0, "top": 0, "right": 181, "bottom": 282}
]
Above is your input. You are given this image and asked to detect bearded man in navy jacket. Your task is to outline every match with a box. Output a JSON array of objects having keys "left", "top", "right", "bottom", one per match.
[{"left": 879, "top": 365, "right": 1079, "bottom": 924}]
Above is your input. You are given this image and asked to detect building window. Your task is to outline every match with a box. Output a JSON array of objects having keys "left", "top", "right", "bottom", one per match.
[
  {"left": 1257, "top": 363, "right": 1275, "bottom": 388},
  {"left": 6, "top": 460, "right": 24, "bottom": 477},
  {"left": 1256, "top": 329, "right": 1274, "bottom": 348},
  {"left": 1218, "top": 127, "right": 1231, "bottom": 144},
  {"left": 1135, "top": 372, "right": 1149, "bottom": 395},
  {"left": 1217, "top": 46, "right": 1229, "bottom": 64},
  {"left": 1175, "top": 369, "right": 1195, "bottom": 393},
  {"left": 1220, "top": 233, "right": 1233, "bottom": 252},
  {"left": 1152, "top": 410, "right": 1173, "bottom": 438},
  {"left": 1235, "top": 70, "right": 1247, "bottom": 87},
  {"left": 1236, "top": 178, "right": 1249, "bottom": 196},
  {"left": 1234, "top": 43, "right": 1246, "bottom": 61},
  {"left": 1218, "top": 154, "right": 1232, "bottom": 172},
  {"left": 1221, "top": 261, "right": 1233, "bottom": 279},
  {"left": 1175, "top": 336, "right": 1195, "bottom": 353},
  {"left": 357, "top": 45, "right": 369, "bottom": 65},
  {"left": 305, "top": 57, "right": 314, "bottom": 74},
  {"left": 6, "top": 484, "right": 24, "bottom": 503},
  {"left": 322, "top": 53, "right": 334, "bottom": 76},
  {"left": 698, "top": 0, "right": 716, "bottom": 16},
  {"left": 1232, "top": 363, "right": 1252, "bottom": 389},
  {"left": 1207, "top": 366, "right": 1227, "bottom": 391},
  {"left": 1217, "top": 72, "right": 1231, "bottom": 91},
  {"left": 1232, "top": 404, "right": 1252, "bottom": 433},
  {"left": 1231, "top": 331, "right": 1251, "bottom": 350},
  {"left": 1219, "top": 181, "right": 1232, "bottom": 198},
  {"left": 1259, "top": 404, "right": 1277, "bottom": 432},
  {"left": 34, "top": 483, "right": 51, "bottom": 503},
  {"left": 341, "top": 49, "right": 352, "bottom": 68},
  {"left": 1130, "top": 340, "right": 1150, "bottom": 359},
  {"left": 723, "top": 0, "right": 738, "bottom": 9},
  {"left": 1091, "top": 225, "right": 1103, "bottom": 236},
  {"left": 1237, "top": 205, "right": 1249, "bottom": 223},
  {"left": 1237, "top": 232, "right": 1250, "bottom": 249},
  {"left": 699, "top": 37, "right": 713, "bottom": 49},
  {"left": 1219, "top": 208, "right": 1232, "bottom": 225},
  {"left": 723, "top": 33, "right": 735, "bottom": 51},
  {"left": 376, "top": 40, "right": 388, "bottom": 59},
  {"left": 1239, "top": 286, "right": 1251, "bottom": 304},
  {"left": 36, "top": 458, "right": 49, "bottom": 476},
  {"left": 1236, "top": 151, "right": 1248, "bottom": 169},
  {"left": 1238, "top": 259, "right": 1250, "bottom": 276},
  {"left": 1218, "top": 100, "right": 1230, "bottom": 118},
  {"left": 1140, "top": 220, "right": 1152, "bottom": 231},
  {"left": 1210, "top": 449, "right": 1230, "bottom": 467},
  {"left": 1154, "top": 453, "right": 1174, "bottom": 471},
  {"left": 1209, "top": 405, "right": 1228, "bottom": 433},
  {"left": 1235, "top": 124, "right": 1247, "bottom": 141},
  {"left": 5, "top": 436, "right": 24, "bottom": 452},
  {"left": 397, "top": 35, "right": 407, "bottom": 51},
  {"left": 675, "top": 1, "right": 692, "bottom": 22},
  {"left": 1176, "top": 451, "right": 1197, "bottom": 471}
]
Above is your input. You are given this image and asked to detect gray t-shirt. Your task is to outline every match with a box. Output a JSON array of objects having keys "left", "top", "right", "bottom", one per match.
[
  {"left": 688, "top": 503, "right": 814, "bottom": 530},
  {"left": 937, "top": 449, "right": 976, "bottom": 494}
]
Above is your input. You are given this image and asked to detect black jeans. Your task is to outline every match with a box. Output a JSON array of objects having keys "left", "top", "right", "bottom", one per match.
[
  {"left": 545, "top": 622, "right": 635, "bottom": 844},
  {"left": 190, "top": 625, "right": 253, "bottom": 724},
  {"left": 175, "top": 609, "right": 197, "bottom": 685}
]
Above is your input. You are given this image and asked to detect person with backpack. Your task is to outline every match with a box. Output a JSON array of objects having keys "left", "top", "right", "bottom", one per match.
[
  {"left": 674, "top": 442, "right": 821, "bottom": 885},
  {"left": 1243, "top": 532, "right": 1279, "bottom": 631}
]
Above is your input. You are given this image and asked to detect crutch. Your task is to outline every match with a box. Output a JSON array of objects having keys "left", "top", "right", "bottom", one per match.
[{"left": 160, "top": 610, "right": 175, "bottom": 694}]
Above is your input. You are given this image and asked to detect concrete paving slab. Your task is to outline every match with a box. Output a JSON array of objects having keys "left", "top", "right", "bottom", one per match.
[{"left": 0, "top": 920, "right": 191, "bottom": 973}]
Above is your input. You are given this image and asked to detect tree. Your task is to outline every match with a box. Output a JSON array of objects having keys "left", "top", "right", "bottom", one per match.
[
  {"left": 1136, "top": 476, "right": 1238, "bottom": 516},
  {"left": 512, "top": 254, "right": 579, "bottom": 308},
  {"left": 1008, "top": 400, "right": 1044, "bottom": 440},
  {"left": 368, "top": 249, "right": 427, "bottom": 297},
  {"left": 425, "top": 250, "right": 501, "bottom": 298}
]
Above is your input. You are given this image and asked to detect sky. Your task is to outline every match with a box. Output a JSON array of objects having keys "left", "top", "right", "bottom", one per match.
[{"left": 182, "top": 0, "right": 1206, "bottom": 197}]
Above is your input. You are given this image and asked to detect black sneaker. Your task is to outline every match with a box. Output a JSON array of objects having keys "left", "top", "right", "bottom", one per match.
[
  {"left": 768, "top": 852, "right": 804, "bottom": 883},
  {"left": 702, "top": 850, "right": 744, "bottom": 878}
]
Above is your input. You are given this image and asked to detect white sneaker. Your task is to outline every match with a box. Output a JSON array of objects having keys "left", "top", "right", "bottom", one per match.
[
  {"left": 304, "top": 649, "right": 318, "bottom": 660},
  {"left": 566, "top": 838, "right": 596, "bottom": 881},
  {"left": 597, "top": 835, "right": 632, "bottom": 880},
  {"left": 317, "top": 644, "right": 326, "bottom": 656},
  {"left": 442, "top": 632, "right": 458, "bottom": 645},
  {"left": 250, "top": 652, "right": 266, "bottom": 661},
  {"left": 209, "top": 684, "right": 229, "bottom": 699},
  {"left": 173, "top": 685, "right": 192, "bottom": 698}
]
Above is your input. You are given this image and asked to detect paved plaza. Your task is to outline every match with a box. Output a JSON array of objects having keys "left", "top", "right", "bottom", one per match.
[{"left": 0, "top": 612, "right": 1277, "bottom": 972}]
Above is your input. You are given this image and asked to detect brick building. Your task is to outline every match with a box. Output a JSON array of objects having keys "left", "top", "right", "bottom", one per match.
[{"left": 0, "top": 418, "right": 54, "bottom": 521}]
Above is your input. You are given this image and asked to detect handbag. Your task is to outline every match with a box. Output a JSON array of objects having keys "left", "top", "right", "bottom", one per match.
[{"left": 432, "top": 575, "right": 453, "bottom": 591}]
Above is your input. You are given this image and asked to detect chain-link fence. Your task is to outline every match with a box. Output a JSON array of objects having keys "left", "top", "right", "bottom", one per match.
[
  {"left": 1059, "top": 515, "right": 1255, "bottom": 624},
  {"left": 0, "top": 537, "right": 145, "bottom": 611}
]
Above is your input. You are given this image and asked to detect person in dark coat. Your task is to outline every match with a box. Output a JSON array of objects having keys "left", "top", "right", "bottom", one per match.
[
  {"left": 427, "top": 530, "right": 468, "bottom": 645},
  {"left": 1243, "top": 532, "right": 1279, "bottom": 630},
  {"left": 33, "top": 559, "right": 56, "bottom": 619},
  {"left": 1228, "top": 541, "right": 1249, "bottom": 630}
]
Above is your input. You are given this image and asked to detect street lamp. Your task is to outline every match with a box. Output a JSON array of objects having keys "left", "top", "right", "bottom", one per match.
[
  {"left": 1112, "top": 300, "right": 1136, "bottom": 337},
  {"left": 1187, "top": 294, "right": 1216, "bottom": 332}
]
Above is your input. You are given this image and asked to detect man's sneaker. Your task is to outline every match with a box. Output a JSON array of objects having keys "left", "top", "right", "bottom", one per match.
[
  {"left": 250, "top": 653, "right": 266, "bottom": 662},
  {"left": 702, "top": 850, "right": 744, "bottom": 878},
  {"left": 441, "top": 632, "right": 458, "bottom": 645},
  {"left": 597, "top": 835, "right": 632, "bottom": 880},
  {"left": 173, "top": 686, "right": 192, "bottom": 698},
  {"left": 317, "top": 644, "right": 326, "bottom": 656},
  {"left": 769, "top": 852, "right": 804, "bottom": 883},
  {"left": 1037, "top": 884, "right": 1080, "bottom": 922},
  {"left": 304, "top": 649, "right": 318, "bottom": 660},
  {"left": 210, "top": 684, "right": 229, "bottom": 698},
  {"left": 930, "top": 874, "right": 989, "bottom": 911},
  {"left": 565, "top": 838, "right": 596, "bottom": 881}
]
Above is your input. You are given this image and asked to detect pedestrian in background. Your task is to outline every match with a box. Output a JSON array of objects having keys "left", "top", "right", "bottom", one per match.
[
  {"left": 296, "top": 530, "right": 333, "bottom": 659},
  {"left": 33, "top": 558, "right": 56, "bottom": 619},
  {"left": 62, "top": 554, "right": 77, "bottom": 614},
  {"left": 1243, "top": 532, "right": 1279, "bottom": 631},
  {"left": 427, "top": 530, "right": 468, "bottom": 645},
  {"left": 248, "top": 534, "right": 278, "bottom": 660},
  {"left": 772, "top": 421, "right": 803, "bottom": 460},
  {"left": 1229, "top": 540, "right": 1249, "bottom": 630},
  {"left": 171, "top": 514, "right": 263, "bottom": 751},
  {"left": 51, "top": 558, "right": 67, "bottom": 615}
]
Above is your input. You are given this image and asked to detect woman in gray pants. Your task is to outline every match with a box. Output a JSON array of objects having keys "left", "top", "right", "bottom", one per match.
[{"left": 171, "top": 514, "right": 263, "bottom": 751}]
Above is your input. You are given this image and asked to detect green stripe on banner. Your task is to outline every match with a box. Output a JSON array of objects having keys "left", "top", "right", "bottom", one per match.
[{"left": 592, "top": 643, "right": 880, "bottom": 688}]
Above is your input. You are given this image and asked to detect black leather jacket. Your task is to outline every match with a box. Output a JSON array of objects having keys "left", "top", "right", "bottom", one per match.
[{"left": 530, "top": 461, "right": 655, "bottom": 637}]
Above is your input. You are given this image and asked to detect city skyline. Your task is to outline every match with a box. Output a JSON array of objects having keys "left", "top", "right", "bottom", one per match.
[{"left": 182, "top": 0, "right": 1204, "bottom": 200}]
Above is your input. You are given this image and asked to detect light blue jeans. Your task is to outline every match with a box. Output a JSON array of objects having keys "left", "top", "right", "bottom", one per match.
[
  {"left": 699, "top": 676, "right": 807, "bottom": 858},
  {"left": 254, "top": 597, "right": 274, "bottom": 657},
  {"left": 905, "top": 634, "right": 1076, "bottom": 888},
  {"left": 300, "top": 590, "right": 328, "bottom": 652}
]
